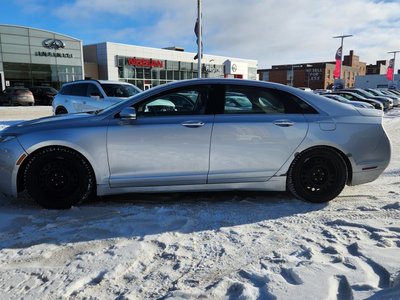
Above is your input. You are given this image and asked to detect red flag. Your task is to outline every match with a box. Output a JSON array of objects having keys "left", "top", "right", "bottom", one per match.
[
  {"left": 333, "top": 46, "right": 342, "bottom": 79},
  {"left": 386, "top": 58, "right": 394, "bottom": 81}
]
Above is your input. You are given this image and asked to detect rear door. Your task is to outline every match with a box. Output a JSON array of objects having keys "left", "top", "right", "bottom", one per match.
[
  {"left": 65, "top": 83, "right": 90, "bottom": 112},
  {"left": 208, "top": 84, "right": 310, "bottom": 183}
]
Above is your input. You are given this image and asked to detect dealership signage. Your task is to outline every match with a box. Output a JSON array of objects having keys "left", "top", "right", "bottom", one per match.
[
  {"left": 309, "top": 68, "right": 323, "bottom": 81},
  {"left": 127, "top": 57, "right": 164, "bottom": 68},
  {"left": 42, "top": 39, "right": 66, "bottom": 50},
  {"left": 35, "top": 51, "right": 73, "bottom": 58},
  {"left": 34, "top": 38, "right": 74, "bottom": 58}
]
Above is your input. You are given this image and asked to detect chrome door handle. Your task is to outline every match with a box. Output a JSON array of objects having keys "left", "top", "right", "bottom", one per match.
[
  {"left": 273, "top": 120, "right": 294, "bottom": 127},
  {"left": 181, "top": 121, "right": 205, "bottom": 128}
]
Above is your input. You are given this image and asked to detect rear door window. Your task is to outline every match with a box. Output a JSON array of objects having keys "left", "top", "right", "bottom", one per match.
[
  {"left": 63, "top": 83, "right": 89, "bottom": 96},
  {"left": 87, "top": 83, "right": 103, "bottom": 98},
  {"left": 223, "top": 85, "right": 317, "bottom": 114}
]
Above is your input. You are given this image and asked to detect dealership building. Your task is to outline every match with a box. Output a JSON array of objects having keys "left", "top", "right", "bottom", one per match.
[
  {"left": 0, "top": 24, "right": 84, "bottom": 91},
  {"left": 0, "top": 24, "right": 258, "bottom": 92},
  {"left": 83, "top": 42, "right": 258, "bottom": 90}
]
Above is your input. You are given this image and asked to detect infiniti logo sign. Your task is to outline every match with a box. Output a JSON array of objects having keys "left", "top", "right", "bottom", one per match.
[{"left": 42, "top": 39, "right": 66, "bottom": 50}]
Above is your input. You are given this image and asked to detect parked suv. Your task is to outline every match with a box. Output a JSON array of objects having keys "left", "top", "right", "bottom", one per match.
[
  {"left": 30, "top": 86, "right": 58, "bottom": 105},
  {"left": 52, "top": 80, "right": 142, "bottom": 114},
  {"left": 0, "top": 87, "right": 35, "bottom": 106}
]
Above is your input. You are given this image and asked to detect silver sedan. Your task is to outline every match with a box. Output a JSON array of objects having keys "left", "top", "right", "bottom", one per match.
[{"left": 0, "top": 79, "right": 391, "bottom": 209}]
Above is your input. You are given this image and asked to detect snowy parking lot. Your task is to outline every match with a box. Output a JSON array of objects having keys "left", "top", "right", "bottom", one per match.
[{"left": 0, "top": 106, "right": 399, "bottom": 299}]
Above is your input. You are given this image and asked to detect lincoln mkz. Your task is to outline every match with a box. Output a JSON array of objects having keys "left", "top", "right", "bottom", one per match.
[{"left": 0, "top": 79, "right": 391, "bottom": 208}]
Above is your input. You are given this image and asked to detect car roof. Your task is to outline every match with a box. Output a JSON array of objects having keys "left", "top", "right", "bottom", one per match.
[
  {"left": 62, "top": 80, "right": 135, "bottom": 86},
  {"left": 98, "top": 78, "right": 359, "bottom": 118}
]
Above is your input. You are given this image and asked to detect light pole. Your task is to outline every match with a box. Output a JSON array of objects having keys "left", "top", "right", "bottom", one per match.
[
  {"left": 197, "top": 0, "right": 202, "bottom": 78},
  {"left": 291, "top": 64, "right": 294, "bottom": 86},
  {"left": 306, "top": 64, "right": 313, "bottom": 88},
  {"left": 388, "top": 50, "right": 400, "bottom": 82},
  {"left": 290, "top": 64, "right": 312, "bottom": 87},
  {"left": 333, "top": 34, "right": 353, "bottom": 81},
  {"left": 290, "top": 64, "right": 302, "bottom": 86}
]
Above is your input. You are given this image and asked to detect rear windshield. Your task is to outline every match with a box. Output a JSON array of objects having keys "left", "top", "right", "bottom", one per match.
[{"left": 101, "top": 84, "right": 140, "bottom": 97}]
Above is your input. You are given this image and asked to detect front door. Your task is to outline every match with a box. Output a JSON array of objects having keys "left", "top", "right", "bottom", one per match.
[{"left": 107, "top": 85, "right": 214, "bottom": 187}]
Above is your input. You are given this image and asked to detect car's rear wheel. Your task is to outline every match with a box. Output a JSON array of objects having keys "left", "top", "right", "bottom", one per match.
[
  {"left": 287, "top": 147, "right": 348, "bottom": 203},
  {"left": 24, "top": 147, "right": 95, "bottom": 209}
]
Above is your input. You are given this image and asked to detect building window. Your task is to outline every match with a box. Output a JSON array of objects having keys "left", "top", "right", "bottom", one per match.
[{"left": 116, "top": 55, "right": 224, "bottom": 90}]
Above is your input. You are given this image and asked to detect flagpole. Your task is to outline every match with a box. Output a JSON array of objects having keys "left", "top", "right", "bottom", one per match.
[
  {"left": 197, "top": 0, "right": 202, "bottom": 78},
  {"left": 388, "top": 50, "right": 400, "bottom": 84},
  {"left": 333, "top": 34, "right": 352, "bottom": 81}
]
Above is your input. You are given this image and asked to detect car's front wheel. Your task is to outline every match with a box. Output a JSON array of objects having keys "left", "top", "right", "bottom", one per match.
[
  {"left": 287, "top": 147, "right": 348, "bottom": 203},
  {"left": 24, "top": 147, "right": 95, "bottom": 209}
]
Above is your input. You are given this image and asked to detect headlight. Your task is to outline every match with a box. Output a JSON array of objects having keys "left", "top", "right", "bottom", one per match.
[{"left": 0, "top": 135, "right": 16, "bottom": 143}]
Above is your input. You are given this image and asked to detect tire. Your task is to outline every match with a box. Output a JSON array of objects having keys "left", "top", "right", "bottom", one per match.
[
  {"left": 24, "top": 147, "right": 95, "bottom": 209},
  {"left": 287, "top": 147, "right": 348, "bottom": 203}
]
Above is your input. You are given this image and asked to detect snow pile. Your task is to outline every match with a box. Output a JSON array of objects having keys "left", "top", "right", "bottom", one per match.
[{"left": 0, "top": 107, "right": 399, "bottom": 299}]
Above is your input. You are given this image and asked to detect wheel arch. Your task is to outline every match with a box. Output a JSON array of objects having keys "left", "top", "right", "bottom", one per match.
[
  {"left": 55, "top": 106, "right": 68, "bottom": 114},
  {"left": 288, "top": 145, "right": 353, "bottom": 185}
]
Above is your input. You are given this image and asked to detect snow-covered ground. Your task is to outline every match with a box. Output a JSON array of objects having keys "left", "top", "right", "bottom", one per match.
[{"left": 0, "top": 106, "right": 399, "bottom": 299}]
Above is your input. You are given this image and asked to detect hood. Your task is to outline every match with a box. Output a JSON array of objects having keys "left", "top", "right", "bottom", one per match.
[{"left": 1, "top": 112, "right": 95, "bottom": 135}]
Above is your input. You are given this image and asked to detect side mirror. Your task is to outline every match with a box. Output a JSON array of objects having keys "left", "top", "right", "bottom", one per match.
[{"left": 119, "top": 107, "right": 137, "bottom": 120}]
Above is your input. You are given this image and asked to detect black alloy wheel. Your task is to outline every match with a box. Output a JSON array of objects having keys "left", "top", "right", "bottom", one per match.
[
  {"left": 24, "top": 147, "right": 95, "bottom": 209},
  {"left": 288, "top": 147, "right": 348, "bottom": 203}
]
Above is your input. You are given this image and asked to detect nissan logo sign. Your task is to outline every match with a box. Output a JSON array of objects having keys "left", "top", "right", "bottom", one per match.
[
  {"left": 231, "top": 64, "right": 238, "bottom": 72},
  {"left": 42, "top": 39, "right": 66, "bottom": 50}
]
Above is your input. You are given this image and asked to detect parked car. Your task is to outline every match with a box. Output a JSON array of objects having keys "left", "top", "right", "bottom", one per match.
[
  {"left": 329, "top": 91, "right": 383, "bottom": 110},
  {"left": 0, "top": 87, "right": 35, "bottom": 106},
  {"left": 340, "top": 88, "right": 393, "bottom": 110},
  {"left": 52, "top": 80, "right": 141, "bottom": 114},
  {"left": 29, "top": 86, "right": 58, "bottom": 105},
  {"left": 375, "top": 89, "right": 400, "bottom": 107},
  {"left": 387, "top": 89, "right": 400, "bottom": 96},
  {"left": 0, "top": 79, "right": 391, "bottom": 209},
  {"left": 365, "top": 88, "right": 399, "bottom": 107},
  {"left": 320, "top": 93, "right": 374, "bottom": 109}
]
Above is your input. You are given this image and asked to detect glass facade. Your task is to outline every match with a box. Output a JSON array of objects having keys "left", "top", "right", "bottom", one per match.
[
  {"left": 0, "top": 25, "right": 83, "bottom": 90},
  {"left": 117, "top": 55, "right": 224, "bottom": 90}
]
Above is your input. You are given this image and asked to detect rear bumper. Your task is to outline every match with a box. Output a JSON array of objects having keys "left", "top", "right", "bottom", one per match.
[
  {"left": 350, "top": 166, "right": 388, "bottom": 186},
  {"left": 348, "top": 126, "right": 391, "bottom": 186}
]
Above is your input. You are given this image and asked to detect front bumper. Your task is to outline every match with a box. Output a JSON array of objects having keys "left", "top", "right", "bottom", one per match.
[{"left": 0, "top": 138, "right": 27, "bottom": 197}]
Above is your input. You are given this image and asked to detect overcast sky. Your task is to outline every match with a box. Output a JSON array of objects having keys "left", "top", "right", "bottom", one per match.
[{"left": 1, "top": 0, "right": 400, "bottom": 68}]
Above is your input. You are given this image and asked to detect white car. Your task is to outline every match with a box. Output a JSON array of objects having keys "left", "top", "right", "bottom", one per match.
[{"left": 52, "top": 80, "right": 141, "bottom": 114}]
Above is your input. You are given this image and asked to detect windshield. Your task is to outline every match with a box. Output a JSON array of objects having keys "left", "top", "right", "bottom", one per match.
[
  {"left": 355, "top": 89, "right": 374, "bottom": 98},
  {"left": 101, "top": 83, "right": 140, "bottom": 97}
]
